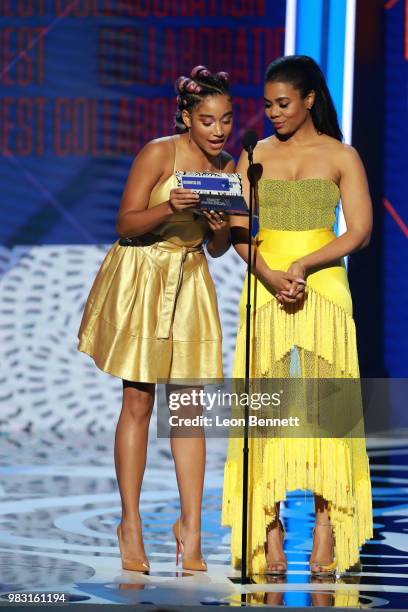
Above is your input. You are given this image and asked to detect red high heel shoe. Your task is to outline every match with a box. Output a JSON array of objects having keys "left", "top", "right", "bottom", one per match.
[
  {"left": 172, "top": 518, "right": 207, "bottom": 571},
  {"left": 117, "top": 523, "right": 150, "bottom": 572}
]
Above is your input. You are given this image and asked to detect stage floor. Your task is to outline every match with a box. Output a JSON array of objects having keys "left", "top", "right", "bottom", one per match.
[{"left": 0, "top": 430, "right": 407, "bottom": 608}]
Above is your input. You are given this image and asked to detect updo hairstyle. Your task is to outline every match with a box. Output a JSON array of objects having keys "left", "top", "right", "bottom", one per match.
[{"left": 174, "top": 65, "right": 230, "bottom": 133}]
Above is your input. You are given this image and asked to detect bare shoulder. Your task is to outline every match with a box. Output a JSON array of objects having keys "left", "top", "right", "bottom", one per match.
[
  {"left": 257, "top": 136, "right": 275, "bottom": 151},
  {"left": 318, "top": 137, "right": 361, "bottom": 161},
  {"left": 251, "top": 136, "right": 275, "bottom": 162},
  {"left": 257, "top": 136, "right": 273, "bottom": 146},
  {"left": 236, "top": 137, "right": 274, "bottom": 168},
  {"left": 312, "top": 137, "right": 364, "bottom": 175},
  {"left": 337, "top": 142, "right": 362, "bottom": 161},
  {"left": 136, "top": 135, "right": 175, "bottom": 161},
  {"left": 332, "top": 142, "right": 365, "bottom": 174},
  {"left": 128, "top": 136, "right": 176, "bottom": 184}
]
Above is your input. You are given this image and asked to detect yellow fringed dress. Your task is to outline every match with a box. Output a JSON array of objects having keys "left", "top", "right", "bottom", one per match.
[{"left": 222, "top": 178, "right": 373, "bottom": 574}]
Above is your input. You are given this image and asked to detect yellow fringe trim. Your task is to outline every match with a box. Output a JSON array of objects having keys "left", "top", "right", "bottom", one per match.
[
  {"left": 222, "top": 438, "right": 373, "bottom": 574},
  {"left": 223, "top": 286, "right": 373, "bottom": 574},
  {"left": 234, "top": 287, "right": 359, "bottom": 378}
]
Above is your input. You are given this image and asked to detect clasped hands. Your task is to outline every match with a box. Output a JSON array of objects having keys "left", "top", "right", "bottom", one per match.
[{"left": 266, "top": 260, "right": 307, "bottom": 306}]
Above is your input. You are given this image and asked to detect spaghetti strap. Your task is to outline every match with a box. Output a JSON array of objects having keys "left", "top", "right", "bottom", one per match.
[{"left": 172, "top": 135, "right": 178, "bottom": 173}]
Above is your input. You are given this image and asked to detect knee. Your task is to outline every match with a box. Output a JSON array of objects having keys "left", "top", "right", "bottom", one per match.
[{"left": 122, "top": 385, "right": 154, "bottom": 424}]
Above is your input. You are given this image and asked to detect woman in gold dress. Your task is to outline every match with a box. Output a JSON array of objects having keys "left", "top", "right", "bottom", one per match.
[
  {"left": 78, "top": 66, "right": 234, "bottom": 572},
  {"left": 222, "top": 55, "right": 373, "bottom": 576}
]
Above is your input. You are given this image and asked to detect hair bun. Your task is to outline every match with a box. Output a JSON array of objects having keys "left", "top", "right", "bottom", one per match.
[
  {"left": 175, "top": 76, "right": 189, "bottom": 94},
  {"left": 185, "top": 79, "right": 202, "bottom": 93},
  {"left": 190, "top": 65, "right": 210, "bottom": 79},
  {"left": 216, "top": 71, "right": 230, "bottom": 82}
]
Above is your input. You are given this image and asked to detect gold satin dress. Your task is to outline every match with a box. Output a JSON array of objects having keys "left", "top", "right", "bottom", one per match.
[
  {"left": 222, "top": 178, "right": 373, "bottom": 574},
  {"left": 78, "top": 149, "right": 223, "bottom": 383}
]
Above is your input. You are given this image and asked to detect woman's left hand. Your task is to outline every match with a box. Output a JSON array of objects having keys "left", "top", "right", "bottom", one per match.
[
  {"left": 204, "top": 210, "right": 231, "bottom": 258},
  {"left": 276, "top": 260, "right": 306, "bottom": 304},
  {"left": 202, "top": 210, "right": 229, "bottom": 233}
]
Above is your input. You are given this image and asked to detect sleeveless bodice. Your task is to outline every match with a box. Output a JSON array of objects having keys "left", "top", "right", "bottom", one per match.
[
  {"left": 147, "top": 169, "right": 209, "bottom": 247},
  {"left": 258, "top": 178, "right": 340, "bottom": 231}
]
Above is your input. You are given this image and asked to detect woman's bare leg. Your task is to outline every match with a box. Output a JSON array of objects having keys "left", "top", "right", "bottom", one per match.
[
  {"left": 168, "top": 386, "right": 205, "bottom": 560},
  {"left": 114, "top": 380, "right": 155, "bottom": 562},
  {"left": 266, "top": 501, "right": 286, "bottom": 571},
  {"left": 310, "top": 494, "right": 335, "bottom": 570}
]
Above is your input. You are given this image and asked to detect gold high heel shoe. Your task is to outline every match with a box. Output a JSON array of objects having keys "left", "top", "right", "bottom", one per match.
[
  {"left": 309, "top": 522, "right": 337, "bottom": 576},
  {"left": 172, "top": 517, "right": 207, "bottom": 571},
  {"left": 265, "top": 518, "right": 287, "bottom": 575},
  {"left": 116, "top": 523, "right": 150, "bottom": 572}
]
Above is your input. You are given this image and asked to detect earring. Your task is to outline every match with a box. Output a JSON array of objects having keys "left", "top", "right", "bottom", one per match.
[{"left": 188, "top": 127, "right": 191, "bottom": 143}]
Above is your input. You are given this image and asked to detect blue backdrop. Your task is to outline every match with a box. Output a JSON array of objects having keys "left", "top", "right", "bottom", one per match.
[
  {"left": 0, "top": 0, "right": 285, "bottom": 246},
  {"left": 383, "top": 0, "right": 408, "bottom": 376}
]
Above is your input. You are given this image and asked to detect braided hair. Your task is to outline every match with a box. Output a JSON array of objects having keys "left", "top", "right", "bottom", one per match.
[
  {"left": 265, "top": 55, "right": 343, "bottom": 141},
  {"left": 174, "top": 65, "right": 230, "bottom": 134}
]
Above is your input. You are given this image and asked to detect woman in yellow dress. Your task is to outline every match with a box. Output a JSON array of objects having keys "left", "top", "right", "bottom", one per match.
[
  {"left": 222, "top": 55, "right": 373, "bottom": 576},
  {"left": 78, "top": 66, "right": 234, "bottom": 572}
]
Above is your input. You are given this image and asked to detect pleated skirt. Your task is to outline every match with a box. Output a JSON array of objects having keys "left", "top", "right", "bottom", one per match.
[{"left": 78, "top": 238, "right": 223, "bottom": 383}]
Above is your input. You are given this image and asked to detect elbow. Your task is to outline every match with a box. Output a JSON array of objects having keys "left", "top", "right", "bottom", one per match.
[
  {"left": 349, "top": 226, "right": 371, "bottom": 251},
  {"left": 116, "top": 214, "right": 135, "bottom": 239},
  {"left": 359, "top": 227, "right": 372, "bottom": 250},
  {"left": 115, "top": 215, "right": 125, "bottom": 238},
  {"left": 115, "top": 223, "right": 123, "bottom": 238},
  {"left": 360, "top": 234, "right": 371, "bottom": 249}
]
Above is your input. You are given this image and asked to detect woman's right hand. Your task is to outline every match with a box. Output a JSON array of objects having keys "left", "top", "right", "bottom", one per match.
[
  {"left": 169, "top": 188, "right": 200, "bottom": 212},
  {"left": 264, "top": 269, "right": 306, "bottom": 303}
]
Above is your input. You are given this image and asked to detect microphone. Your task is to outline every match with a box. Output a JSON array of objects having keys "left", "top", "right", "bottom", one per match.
[{"left": 242, "top": 129, "right": 258, "bottom": 155}]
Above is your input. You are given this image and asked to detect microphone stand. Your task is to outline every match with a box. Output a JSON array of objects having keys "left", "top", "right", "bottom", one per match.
[
  {"left": 226, "top": 129, "right": 259, "bottom": 598},
  {"left": 241, "top": 144, "right": 256, "bottom": 584},
  {"left": 229, "top": 143, "right": 256, "bottom": 588}
]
